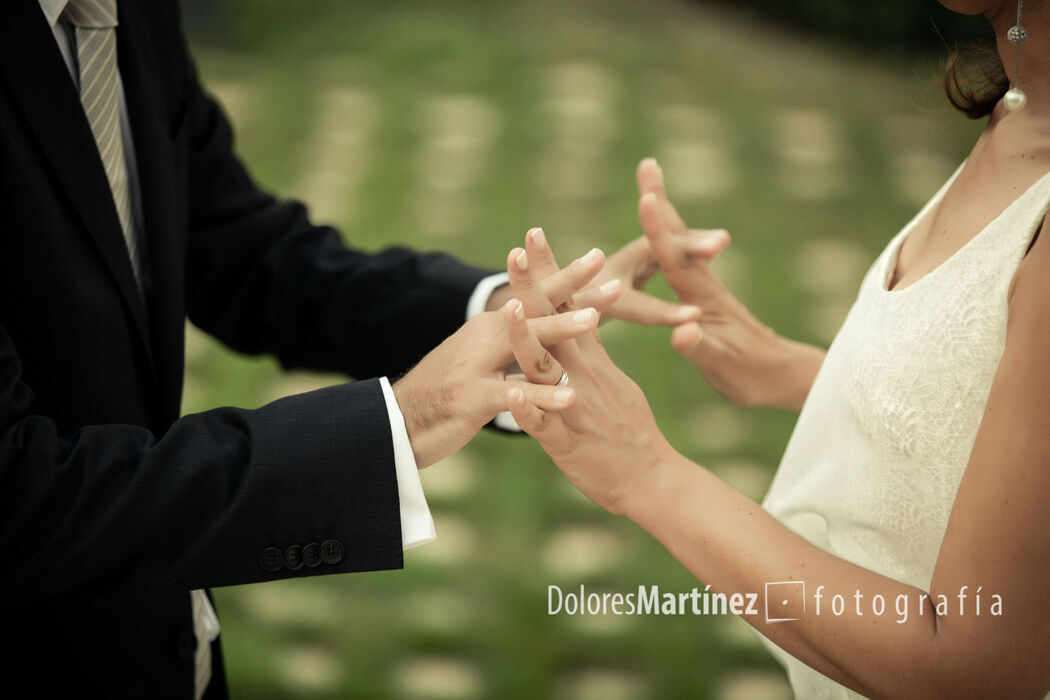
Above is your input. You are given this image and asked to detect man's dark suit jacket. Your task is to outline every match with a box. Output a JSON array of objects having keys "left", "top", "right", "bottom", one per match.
[{"left": 0, "top": 1, "right": 492, "bottom": 696}]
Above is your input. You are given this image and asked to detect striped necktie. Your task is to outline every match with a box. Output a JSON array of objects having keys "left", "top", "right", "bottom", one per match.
[
  {"left": 62, "top": 0, "right": 142, "bottom": 290},
  {"left": 60, "top": 4, "right": 217, "bottom": 698}
]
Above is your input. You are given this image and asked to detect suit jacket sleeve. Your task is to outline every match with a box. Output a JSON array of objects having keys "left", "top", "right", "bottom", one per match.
[
  {"left": 179, "top": 36, "right": 493, "bottom": 380},
  {"left": 0, "top": 323, "right": 403, "bottom": 607}
]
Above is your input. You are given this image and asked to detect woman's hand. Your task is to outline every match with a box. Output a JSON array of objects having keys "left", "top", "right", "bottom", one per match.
[
  {"left": 497, "top": 232, "right": 676, "bottom": 516},
  {"left": 636, "top": 158, "right": 825, "bottom": 411},
  {"left": 394, "top": 247, "right": 622, "bottom": 469},
  {"left": 497, "top": 223, "right": 1050, "bottom": 700},
  {"left": 571, "top": 232, "right": 701, "bottom": 326},
  {"left": 487, "top": 228, "right": 702, "bottom": 327},
  {"left": 505, "top": 308, "right": 675, "bottom": 516}
]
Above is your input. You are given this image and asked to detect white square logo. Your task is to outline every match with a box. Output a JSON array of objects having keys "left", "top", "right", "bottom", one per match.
[{"left": 765, "top": 581, "right": 805, "bottom": 623}]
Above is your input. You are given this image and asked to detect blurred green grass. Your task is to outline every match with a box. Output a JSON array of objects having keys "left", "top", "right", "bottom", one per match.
[{"left": 182, "top": 0, "right": 982, "bottom": 698}]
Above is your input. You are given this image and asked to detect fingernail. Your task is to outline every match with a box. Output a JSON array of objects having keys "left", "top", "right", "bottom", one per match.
[
  {"left": 554, "top": 388, "right": 573, "bottom": 405},
  {"left": 600, "top": 278, "right": 621, "bottom": 295},
  {"left": 582, "top": 248, "right": 602, "bottom": 265},
  {"left": 515, "top": 250, "right": 528, "bottom": 271},
  {"left": 530, "top": 228, "right": 547, "bottom": 250},
  {"left": 513, "top": 300, "right": 525, "bottom": 321},
  {"left": 573, "top": 308, "right": 596, "bottom": 325},
  {"left": 510, "top": 387, "right": 524, "bottom": 404},
  {"left": 677, "top": 305, "right": 701, "bottom": 320},
  {"left": 695, "top": 231, "right": 727, "bottom": 249}
]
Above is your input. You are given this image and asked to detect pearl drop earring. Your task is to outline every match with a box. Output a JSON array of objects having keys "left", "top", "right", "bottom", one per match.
[{"left": 1004, "top": 0, "right": 1028, "bottom": 112}]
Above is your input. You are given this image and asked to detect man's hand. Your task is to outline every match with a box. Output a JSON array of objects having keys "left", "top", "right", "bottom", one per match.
[
  {"left": 394, "top": 245, "right": 623, "bottom": 468},
  {"left": 486, "top": 228, "right": 701, "bottom": 326}
]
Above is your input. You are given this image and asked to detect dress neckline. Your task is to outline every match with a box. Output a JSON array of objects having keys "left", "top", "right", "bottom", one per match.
[{"left": 882, "top": 164, "right": 1050, "bottom": 294}]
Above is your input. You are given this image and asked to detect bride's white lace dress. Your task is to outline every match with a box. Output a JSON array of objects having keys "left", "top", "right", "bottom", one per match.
[{"left": 759, "top": 164, "right": 1050, "bottom": 698}]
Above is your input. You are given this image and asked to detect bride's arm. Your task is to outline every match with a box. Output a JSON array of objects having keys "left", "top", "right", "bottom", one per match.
[{"left": 503, "top": 222, "right": 1050, "bottom": 699}]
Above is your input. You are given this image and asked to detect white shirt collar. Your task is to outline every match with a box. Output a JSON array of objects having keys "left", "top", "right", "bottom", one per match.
[{"left": 39, "top": 0, "right": 70, "bottom": 30}]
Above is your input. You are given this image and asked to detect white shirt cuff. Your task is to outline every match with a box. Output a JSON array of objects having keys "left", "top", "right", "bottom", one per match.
[
  {"left": 466, "top": 272, "right": 521, "bottom": 432},
  {"left": 379, "top": 376, "right": 436, "bottom": 550},
  {"left": 465, "top": 272, "right": 510, "bottom": 321}
]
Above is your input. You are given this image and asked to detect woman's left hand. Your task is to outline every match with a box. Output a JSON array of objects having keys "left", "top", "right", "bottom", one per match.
[{"left": 498, "top": 231, "right": 678, "bottom": 516}]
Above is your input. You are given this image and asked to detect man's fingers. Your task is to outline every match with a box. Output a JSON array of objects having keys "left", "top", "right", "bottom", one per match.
[
  {"left": 503, "top": 299, "right": 566, "bottom": 385},
  {"left": 593, "top": 289, "right": 700, "bottom": 326},
  {"left": 505, "top": 385, "right": 574, "bottom": 452},
  {"left": 540, "top": 247, "right": 605, "bottom": 309},
  {"left": 507, "top": 247, "right": 555, "bottom": 317}
]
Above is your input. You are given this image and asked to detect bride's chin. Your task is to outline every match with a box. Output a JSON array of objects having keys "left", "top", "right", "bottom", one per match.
[{"left": 935, "top": 0, "right": 1002, "bottom": 16}]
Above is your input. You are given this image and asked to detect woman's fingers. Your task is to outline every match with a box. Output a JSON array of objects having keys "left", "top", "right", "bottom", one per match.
[
  {"left": 494, "top": 299, "right": 598, "bottom": 366},
  {"left": 671, "top": 321, "right": 702, "bottom": 353},
  {"left": 529, "top": 306, "right": 599, "bottom": 345},
  {"left": 580, "top": 288, "right": 700, "bottom": 326},
  {"left": 684, "top": 229, "right": 731, "bottom": 259},
  {"left": 637, "top": 160, "right": 729, "bottom": 262},
  {"left": 570, "top": 278, "right": 626, "bottom": 314},
  {"left": 640, "top": 193, "right": 729, "bottom": 267},
  {"left": 636, "top": 157, "right": 666, "bottom": 200},
  {"left": 636, "top": 158, "right": 687, "bottom": 234},
  {"left": 507, "top": 381, "right": 575, "bottom": 412},
  {"left": 509, "top": 240, "right": 613, "bottom": 317},
  {"left": 504, "top": 231, "right": 613, "bottom": 365},
  {"left": 505, "top": 385, "right": 574, "bottom": 453},
  {"left": 525, "top": 227, "right": 561, "bottom": 280},
  {"left": 474, "top": 377, "right": 574, "bottom": 425},
  {"left": 670, "top": 321, "right": 723, "bottom": 367},
  {"left": 540, "top": 247, "right": 605, "bottom": 309},
  {"left": 639, "top": 193, "right": 688, "bottom": 269},
  {"left": 507, "top": 247, "right": 556, "bottom": 317},
  {"left": 503, "top": 299, "right": 567, "bottom": 385}
]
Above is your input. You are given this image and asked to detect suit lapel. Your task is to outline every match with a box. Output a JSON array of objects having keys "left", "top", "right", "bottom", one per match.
[
  {"left": 0, "top": 0, "right": 153, "bottom": 369},
  {"left": 117, "top": 2, "right": 187, "bottom": 426}
]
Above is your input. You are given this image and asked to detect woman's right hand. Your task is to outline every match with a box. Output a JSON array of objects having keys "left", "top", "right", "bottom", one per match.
[{"left": 636, "top": 158, "right": 824, "bottom": 411}]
